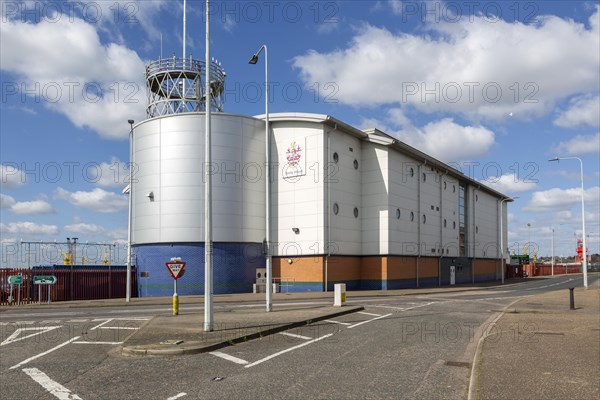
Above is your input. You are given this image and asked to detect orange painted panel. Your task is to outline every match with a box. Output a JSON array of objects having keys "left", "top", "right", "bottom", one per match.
[
  {"left": 419, "top": 257, "right": 439, "bottom": 278},
  {"left": 387, "top": 257, "right": 417, "bottom": 280},
  {"left": 474, "top": 259, "right": 497, "bottom": 275},
  {"left": 275, "top": 256, "right": 324, "bottom": 282},
  {"left": 360, "top": 257, "right": 386, "bottom": 280},
  {"left": 327, "top": 257, "right": 361, "bottom": 281}
]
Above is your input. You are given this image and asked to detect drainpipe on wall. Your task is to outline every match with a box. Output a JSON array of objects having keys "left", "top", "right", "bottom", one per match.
[
  {"left": 324, "top": 124, "right": 337, "bottom": 292},
  {"left": 439, "top": 169, "right": 448, "bottom": 286},
  {"left": 417, "top": 160, "right": 427, "bottom": 288}
]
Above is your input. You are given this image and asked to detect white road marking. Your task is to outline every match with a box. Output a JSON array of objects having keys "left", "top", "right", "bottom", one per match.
[
  {"left": 279, "top": 331, "right": 312, "bottom": 340},
  {"left": 167, "top": 393, "right": 187, "bottom": 400},
  {"left": 65, "top": 319, "right": 90, "bottom": 323},
  {"left": 90, "top": 318, "right": 113, "bottom": 330},
  {"left": 347, "top": 313, "right": 392, "bottom": 329},
  {"left": 357, "top": 311, "right": 382, "bottom": 317},
  {"left": 22, "top": 367, "right": 82, "bottom": 400},
  {"left": 0, "top": 321, "right": 35, "bottom": 326},
  {"left": 210, "top": 351, "right": 249, "bottom": 365},
  {"left": 245, "top": 333, "right": 333, "bottom": 368},
  {"left": 370, "top": 301, "right": 435, "bottom": 311},
  {"left": 73, "top": 341, "right": 123, "bottom": 345},
  {"left": 99, "top": 326, "right": 139, "bottom": 330},
  {"left": 1, "top": 326, "right": 61, "bottom": 347},
  {"left": 324, "top": 319, "right": 351, "bottom": 326},
  {"left": 10, "top": 336, "right": 81, "bottom": 370}
]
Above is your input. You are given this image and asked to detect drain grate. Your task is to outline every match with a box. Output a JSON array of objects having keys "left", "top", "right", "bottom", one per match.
[{"left": 445, "top": 361, "right": 471, "bottom": 368}]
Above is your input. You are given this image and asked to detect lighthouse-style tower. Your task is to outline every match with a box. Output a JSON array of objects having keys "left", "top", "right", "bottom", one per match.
[{"left": 130, "top": 13, "right": 266, "bottom": 296}]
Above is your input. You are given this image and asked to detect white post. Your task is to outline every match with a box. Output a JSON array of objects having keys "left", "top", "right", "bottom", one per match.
[
  {"left": 551, "top": 228, "right": 554, "bottom": 276},
  {"left": 204, "top": 0, "right": 214, "bottom": 331},
  {"left": 334, "top": 283, "right": 346, "bottom": 306},
  {"left": 126, "top": 120, "right": 134, "bottom": 302},
  {"left": 264, "top": 45, "right": 272, "bottom": 313}
]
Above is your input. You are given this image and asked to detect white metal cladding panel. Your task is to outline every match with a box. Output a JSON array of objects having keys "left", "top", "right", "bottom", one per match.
[
  {"left": 329, "top": 130, "right": 361, "bottom": 255},
  {"left": 361, "top": 143, "right": 389, "bottom": 255},
  {"left": 442, "top": 175, "right": 460, "bottom": 254},
  {"left": 132, "top": 114, "right": 265, "bottom": 245},
  {"left": 473, "top": 190, "right": 500, "bottom": 258},
  {"left": 271, "top": 121, "right": 325, "bottom": 256}
]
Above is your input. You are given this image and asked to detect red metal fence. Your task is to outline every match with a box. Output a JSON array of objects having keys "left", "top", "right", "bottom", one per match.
[{"left": 0, "top": 268, "right": 137, "bottom": 306}]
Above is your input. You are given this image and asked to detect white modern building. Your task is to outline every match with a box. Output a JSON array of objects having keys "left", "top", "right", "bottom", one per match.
[{"left": 130, "top": 57, "right": 510, "bottom": 296}]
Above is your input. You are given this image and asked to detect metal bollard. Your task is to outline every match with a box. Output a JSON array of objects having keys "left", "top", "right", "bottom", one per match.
[{"left": 569, "top": 287, "right": 575, "bottom": 310}]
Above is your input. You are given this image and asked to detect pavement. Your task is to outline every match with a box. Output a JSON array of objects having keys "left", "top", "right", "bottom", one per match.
[{"left": 472, "top": 283, "right": 600, "bottom": 400}]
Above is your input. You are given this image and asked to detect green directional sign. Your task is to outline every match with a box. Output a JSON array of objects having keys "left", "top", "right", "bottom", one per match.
[
  {"left": 8, "top": 276, "right": 23, "bottom": 285},
  {"left": 33, "top": 275, "right": 57, "bottom": 285}
]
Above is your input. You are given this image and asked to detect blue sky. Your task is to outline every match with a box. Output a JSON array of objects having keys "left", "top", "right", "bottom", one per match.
[{"left": 1, "top": 0, "right": 599, "bottom": 267}]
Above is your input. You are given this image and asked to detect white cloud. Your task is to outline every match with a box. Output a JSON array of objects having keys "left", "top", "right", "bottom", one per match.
[
  {"left": 523, "top": 186, "right": 600, "bottom": 212},
  {"left": 64, "top": 223, "right": 105, "bottom": 235},
  {"left": 0, "top": 193, "right": 16, "bottom": 209},
  {"left": 0, "top": 193, "right": 55, "bottom": 214},
  {"left": 0, "top": 221, "right": 59, "bottom": 236},
  {"left": 0, "top": 15, "right": 146, "bottom": 139},
  {"left": 362, "top": 113, "right": 496, "bottom": 162},
  {"left": 93, "top": 157, "right": 130, "bottom": 188},
  {"left": 552, "top": 133, "right": 600, "bottom": 156},
  {"left": 480, "top": 173, "right": 538, "bottom": 194},
  {"left": 55, "top": 187, "right": 127, "bottom": 213},
  {"left": 554, "top": 95, "right": 600, "bottom": 128},
  {"left": 1, "top": 164, "right": 26, "bottom": 189},
  {"left": 10, "top": 200, "right": 55, "bottom": 215},
  {"left": 293, "top": 7, "right": 600, "bottom": 120}
]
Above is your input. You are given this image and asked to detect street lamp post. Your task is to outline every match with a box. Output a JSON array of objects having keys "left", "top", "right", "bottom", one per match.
[
  {"left": 499, "top": 197, "right": 517, "bottom": 284},
  {"left": 549, "top": 157, "right": 588, "bottom": 289},
  {"left": 204, "top": 0, "right": 214, "bottom": 331},
  {"left": 249, "top": 44, "right": 272, "bottom": 312},
  {"left": 126, "top": 119, "right": 135, "bottom": 303},
  {"left": 551, "top": 227, "right": 554, "bottom": 276}
]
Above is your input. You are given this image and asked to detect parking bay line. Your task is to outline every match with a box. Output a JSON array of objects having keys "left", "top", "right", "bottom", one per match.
[
  {"left": 210, "top": 351, "right": 249, "bottom": 365},
  {"left": 357, "top": 311, "right": 382, "bottom": 317},
  {"left": 10, "top": 336, "right": 81, "bottom": 370},
  {"left": 279, "top": 331, "right": 312, "bottom": 340},
  {"left": 347, "top": 313, "right": 392, "bottom": 329},
  {"left": 22, "top": 367, "right": 82, "bottom": 400},
  {"left": 244, "top": 333, "right": 334, "bottom": 368},
  {"left": 73, "top": 341, "right": 123, "bottom": 345},
  {"left": 324, "top": 319, "right": 351, "bottom": 326}
]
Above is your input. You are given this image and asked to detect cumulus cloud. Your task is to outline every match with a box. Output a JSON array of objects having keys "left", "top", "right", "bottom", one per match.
[
  {"left": 480, "top": 173, "right": 538, "bottom": 194},
  {"left": 1, "top": 164, "right": 26, "bottom": 189},
  {"left": 554, "top": 95, "right": 600, "bottom": 128},
  {"left": 55, "top": 187, "right": 127, "bottom": 212},
  {"left": 93, "top": 157, "right": 131, "bottom": 188},
  {"left": 0, "top": 221, "right": 59, "bottom": 235},
  {"left": 293, "top": 7, "right": 600, "bottom": 120},
  {"left": 552, "top": 133, "right": 600, "bottom": 155},
  {"left": 362, "top": 111, "right": 496, "bottom": 162},
  {"left": 0, "top": 15, "right": 146, "bottom": 139},
  {"left": 523, "top": 186, "right": 599, "bottom": 212},
  {"left": 0, "top": 193, "right": 56, "bottom": 214},
  {"left": 64, "top": 223, "right": 106, "bottom": 235}
]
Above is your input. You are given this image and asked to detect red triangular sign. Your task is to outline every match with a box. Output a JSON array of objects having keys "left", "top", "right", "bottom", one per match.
[{"left": 166, "top": 262, "right": 186, "bottom": 280}]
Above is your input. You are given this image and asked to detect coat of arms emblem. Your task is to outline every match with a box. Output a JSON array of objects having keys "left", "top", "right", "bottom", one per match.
[{"left": 286, "top": 141, "right": 302, "bottom": 166}]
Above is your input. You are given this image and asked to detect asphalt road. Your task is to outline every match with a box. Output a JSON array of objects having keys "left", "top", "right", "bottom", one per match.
[{"left": 0, "top": 275, "right": 596, "bottom": 400}]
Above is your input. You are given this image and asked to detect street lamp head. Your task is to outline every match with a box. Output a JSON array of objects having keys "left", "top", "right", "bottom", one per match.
[
  {"left": 248, "top": 54, "right": 259, "bottom": 64},
  {"left": 548, "top": 157, "right": 560, "bottom": 162},
  {"left": 128, "top": 119, "right": 134, "bottom": 125}
]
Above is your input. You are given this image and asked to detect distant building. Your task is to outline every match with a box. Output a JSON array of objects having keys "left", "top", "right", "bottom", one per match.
[{"left": 130, "top": 57, "right": 509, "bottom": 296}]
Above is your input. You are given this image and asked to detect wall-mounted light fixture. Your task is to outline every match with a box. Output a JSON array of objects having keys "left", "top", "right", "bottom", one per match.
[
  {"left": 146, "top": 192, "right": 154, "bottom": 201},
  {"left": 292, "top": 227, "right": 300, "bottom": 234},
  {"left": 287, "top": 258, "right": 293, "bottom": 264}
]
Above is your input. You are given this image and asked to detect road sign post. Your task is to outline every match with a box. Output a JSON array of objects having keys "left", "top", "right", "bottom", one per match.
[
  {"left": 33, "top": 276, "right": 57, "bottom": 304},
  {"left": 166, "top": 258, "right": 186, "bottom": 316},
  {"left": 8, "top": 276, "right": 23, "bottom": 305}
]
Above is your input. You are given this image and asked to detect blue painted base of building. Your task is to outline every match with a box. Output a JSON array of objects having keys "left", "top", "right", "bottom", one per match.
[{"left": 133, "top": 242, "right": 264, "bottom": 297}]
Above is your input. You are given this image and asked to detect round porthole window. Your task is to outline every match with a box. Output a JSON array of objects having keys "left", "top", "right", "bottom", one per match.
[
  {"left": 333, "top": 203, "right": 339, "bottom": 215},
  {"left": 444, "top": 219, "right": 447, "bottom": 228},
  {"left": 396, "top": 208, "right": 401, "bottom": 219},
  {"left": 354, "top": 159, "right": 359, "bottom": 170},
  {"left": 453, "top": 221, "right": 456, "bottom": 229},
  {"left": 410, "top": 211, "right": 414, "bottom": 221},
  {"left": 333, "top": 152, "right": 339, "bottom": 163},
  {"left": 422, "top": 173, "right": 426, "bottom": 182},
  {"left": 444, "top": 181, "right": 447, "bottom": 190},
  {"left": 354, "top": 207, "right": 359, "bottom": 218},
  {"left": 410, "top": 168, "right": 414, "bottom": 177},
  {"left": 422, "top": 214, "right": 426, "bottom": 223}
]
